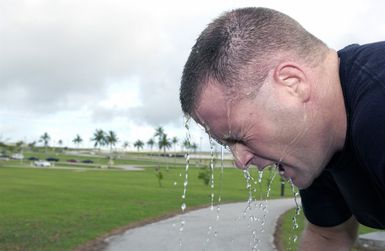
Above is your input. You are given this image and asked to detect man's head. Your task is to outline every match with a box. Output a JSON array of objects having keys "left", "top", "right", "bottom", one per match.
[
  {"left": 179, "top": 7, "right": 346, "bottom": 188},
  {"left": 180, "top": 7, "right": 327, "bottom": 115}
]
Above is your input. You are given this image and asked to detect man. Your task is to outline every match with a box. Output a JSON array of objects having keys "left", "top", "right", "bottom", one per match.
[{"left": 179, "top": 7, "right": 385, "bottom": 250}]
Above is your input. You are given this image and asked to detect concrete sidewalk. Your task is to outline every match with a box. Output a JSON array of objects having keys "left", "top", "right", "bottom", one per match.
[{"left": 104, "top": 198, "right": 296, "bottom": 251}]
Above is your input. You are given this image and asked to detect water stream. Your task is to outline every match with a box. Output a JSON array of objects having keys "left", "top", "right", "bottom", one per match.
[
  {"left": 179, "top": 117, "right": 303, "bottom": 250},
  {"left": 288, "top": 178, "right": 301, "bottom": 250},
  {"left": 203, "top": 137, "right": 217, "bottom": 249},
  {"left": 178, "top": 116, "right": 192, "bottom": 248}
]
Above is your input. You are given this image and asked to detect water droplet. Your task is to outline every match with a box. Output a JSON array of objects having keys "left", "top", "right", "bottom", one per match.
[
  {"left": 179, "top": 120, "right": 191, "bottom": 248},
  {"left": 288, "top": 178, "right": 302, "bottom": 249}
]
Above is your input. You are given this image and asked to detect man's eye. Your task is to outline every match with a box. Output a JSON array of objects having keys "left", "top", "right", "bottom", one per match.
[
  {"left": 226, "top": 138, "right": 243, "bottom": 145},
  {"left": 212, "top": 138, "right": 227, "bottom": 147},
  {"left": 216, "top": 140, "right": 226, "bottom": 147}
]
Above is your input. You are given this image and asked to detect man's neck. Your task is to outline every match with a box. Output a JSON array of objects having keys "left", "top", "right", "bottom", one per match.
[{"left": 324, "top": 50, "right": 347, "bottom": 152}]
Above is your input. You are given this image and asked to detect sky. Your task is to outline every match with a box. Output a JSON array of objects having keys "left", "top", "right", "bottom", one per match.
[{"left": 1, "top": 0, "right": 385, "bottom": 150}]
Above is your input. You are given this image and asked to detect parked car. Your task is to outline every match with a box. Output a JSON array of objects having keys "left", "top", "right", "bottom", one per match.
[
  {"left": 81, "top": 159, "right": 94, "bottom": 164},
  {"left": 0, "top": 155, "right": 10, "bottom": 161},
  {"left": 46, "top": 157, "right": 59, "bottom": 162},
  {"left": 34, "top": 160, "right": 51, "bottom": 167},
  {"left": 11, "top": 153, "right": 24, "bottom": 160},
  {"left": 28, "top": 156, "right": 39, "bottom": 161},
  {"left": 66, "top": 159, "right": 78, "bottom": 163}
]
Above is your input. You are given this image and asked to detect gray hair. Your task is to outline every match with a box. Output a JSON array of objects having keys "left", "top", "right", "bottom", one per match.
[{"left": 180, "top": 7, "right": 328, "bottom": 115}]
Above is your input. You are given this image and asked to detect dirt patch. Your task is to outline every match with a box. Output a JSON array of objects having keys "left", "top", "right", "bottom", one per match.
[{"left": 73, "top": 203, "right": 212, "bottom": 251}]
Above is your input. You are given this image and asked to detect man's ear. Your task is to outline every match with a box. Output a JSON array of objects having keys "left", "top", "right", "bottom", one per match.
[{"left": 273, "top": 62, "right": 311, "bottom": 102}]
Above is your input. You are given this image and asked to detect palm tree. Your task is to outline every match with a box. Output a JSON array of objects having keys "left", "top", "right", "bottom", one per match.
[
  {"left": 154, "top": 126, "right": 164, "bottom": 151},
  {"left": 182, "top": 138, "right": 191, "bottom": 151},
  {"left": 147, "top": 138, "right": 155, "bottom": 151},
  {"left": 91, "top": 129, "right": 106, "bottom": 149},
  {"left": 40, "top": 132, "right": 50, "bottom": 152},
  {"left": 159, "top": 134, "right": 171, "bottom": 154},
  {"left": 15, "top": 141, "right": 24, "bottom": 153},
  {"left": 56, "top": 139, "right": 64, "bottom": 153},
  {"left": 171, "top": 136, "right": 178, "bottom": 152},
  {"left": 122, "top": 141, "right": 130, "bottom": 151},
  {"left": 171, "top": 136, "right": 179, "bottom": 163},
  {"left": 190, "top": 142, "right": 198, "bottom": 153},
  {"left": 28, "top": 141, "right": 37, "bottom": 151},
  {"left": 133, "top": 140, "right": 144, "bottom": 151},
  {"left": 72, "top": 134, "right": 83, "bottom": 148},
  {"left": 105, "top": 130, "right": 118, "bottom": 152}
]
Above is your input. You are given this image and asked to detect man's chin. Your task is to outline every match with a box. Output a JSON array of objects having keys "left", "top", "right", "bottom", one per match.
[{"left": 291, "top": 177, "right": 314, "bottom": 190}]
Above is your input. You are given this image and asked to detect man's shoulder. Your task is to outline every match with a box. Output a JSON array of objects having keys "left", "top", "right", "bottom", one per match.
[
  {"left": 338, "top": 41, "right": 385, "bottom": 56},
  {"left": 339, "top": 41, "right": 385, "bottom": 118},
  {"left": 338, "top": 41, "right": 385, "bottom": 74}
]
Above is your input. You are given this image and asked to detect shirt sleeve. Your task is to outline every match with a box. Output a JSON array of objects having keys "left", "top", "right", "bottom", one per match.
[
  {"left": 351, "top": 76, "right": 385, "bottom": 193},
  {"left": 300, "top": 170, "right": 352, "bottom": 227}
]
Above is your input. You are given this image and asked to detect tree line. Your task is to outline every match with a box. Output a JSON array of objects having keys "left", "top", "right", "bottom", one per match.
[{"left": 1, "top": 126, "right": 199, "bottom": 155}]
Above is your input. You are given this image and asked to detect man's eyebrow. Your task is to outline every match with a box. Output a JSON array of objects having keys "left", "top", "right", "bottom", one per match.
[{"left": 221, "top": 135, "right": 241, "bottom": 145}]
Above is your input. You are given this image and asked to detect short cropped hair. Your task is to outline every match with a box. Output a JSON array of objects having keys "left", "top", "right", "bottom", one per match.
[{"left": 180, "top": 7, "right": 328, "bottom": 115}]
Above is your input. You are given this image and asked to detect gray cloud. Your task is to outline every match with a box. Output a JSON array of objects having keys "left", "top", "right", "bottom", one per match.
[{"left": 0, "top": 0, "right": 210, "bottom": 127}]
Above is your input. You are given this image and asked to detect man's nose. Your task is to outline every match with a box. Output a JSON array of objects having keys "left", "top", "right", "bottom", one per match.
[{"left": 230, "top": 144, "right": 254, "bottom": 169}]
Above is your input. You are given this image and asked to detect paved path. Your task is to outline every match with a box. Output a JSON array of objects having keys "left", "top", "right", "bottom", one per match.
[
  {"left": 115, "top": 165, "right": 144, "bottom": 171},
  {"left": 104, "top": 198, "right": 296, "bottom": 251}
]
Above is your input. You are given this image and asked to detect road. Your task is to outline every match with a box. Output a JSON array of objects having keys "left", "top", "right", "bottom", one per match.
[{"left": 103, "top": 198, "right": 297, "bottom": 251}]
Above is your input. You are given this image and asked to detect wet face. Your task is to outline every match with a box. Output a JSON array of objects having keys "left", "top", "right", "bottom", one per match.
[{"left": 193, "top": 80, "right": 327, "bottom": 189}]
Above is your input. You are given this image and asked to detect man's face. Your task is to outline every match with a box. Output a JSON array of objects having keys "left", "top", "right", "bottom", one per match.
[{"left": 193, "top": 81, "right": 325, "bottom": 189}]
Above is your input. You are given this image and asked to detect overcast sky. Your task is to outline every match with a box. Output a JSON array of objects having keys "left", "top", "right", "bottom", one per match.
[{"left": 1, "top": 0, "right": 385, "bottom": 149}]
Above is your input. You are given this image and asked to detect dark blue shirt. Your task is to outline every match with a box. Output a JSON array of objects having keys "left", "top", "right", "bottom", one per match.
[{"left": 300, "top": 42, "right": 385, "bottom": 229}]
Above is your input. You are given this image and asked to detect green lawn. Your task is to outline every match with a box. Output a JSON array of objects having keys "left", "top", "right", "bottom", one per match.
[{"left": 0, "top": 156, "right": 294, "bottom": 251}]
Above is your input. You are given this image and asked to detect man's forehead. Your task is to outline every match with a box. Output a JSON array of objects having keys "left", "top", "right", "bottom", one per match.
[
  {"left": 194, "top": 82, "right": 228, "bottom": 114},
  {"left": 193, "top": 84, "right": 227, "bottom": 122},
  {"left": 192, "top": 82, "right": 233, "bottom": 141}
]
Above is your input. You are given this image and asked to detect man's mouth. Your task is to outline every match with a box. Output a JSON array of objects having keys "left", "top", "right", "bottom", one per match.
[{"left": 276, "top": 163, "right": 287, "bottom": 177}]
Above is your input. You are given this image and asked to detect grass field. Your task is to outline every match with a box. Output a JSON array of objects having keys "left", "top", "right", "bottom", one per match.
[{"left": 0, "top": 151, "right": 295, "bottom": 251}]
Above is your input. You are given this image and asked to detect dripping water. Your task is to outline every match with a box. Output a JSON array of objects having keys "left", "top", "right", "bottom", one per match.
[
  {"left": 178, "top": 116, "right": 192, "bottom": 248},
  {"left": 258, "top": 164, "right": 278, "bottom": 235},
  {"left": 209, "top": 136, "right": 215, "bottom": 211},
  {"left": 288, "top": 178, "right": 301, "bottom": 250},
  {"left": 242, "top": 168, "right": 266, "bottom": 251},
  {"left": 242, "top": 169, "right": 254, "bottom": 215},
  {"left": 216, "top": 146, "right": 225, "bottom": 221},
  {"left": 203, "top": 136, "right": 218, "bottom": 249}
]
